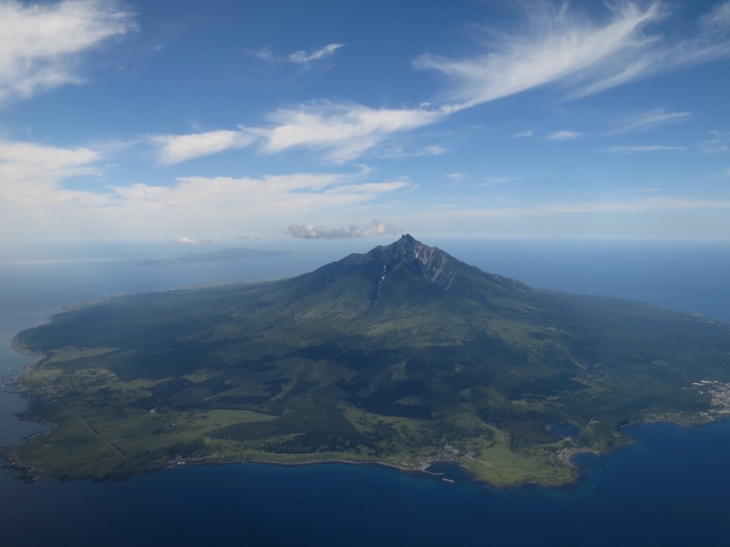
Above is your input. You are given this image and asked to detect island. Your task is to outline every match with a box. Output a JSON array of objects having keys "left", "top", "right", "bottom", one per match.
[{"left": 4, "top": 235, "right": 730, "bottom": 487}]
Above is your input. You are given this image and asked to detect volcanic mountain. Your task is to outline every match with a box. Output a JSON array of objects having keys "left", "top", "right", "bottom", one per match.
[{"left": 9, "top": 235, "right": 730, "bottom": 485}]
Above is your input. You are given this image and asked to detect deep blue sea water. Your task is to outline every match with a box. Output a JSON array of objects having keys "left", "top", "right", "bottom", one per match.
[{"left": 1, "top": 240, "right": 729, "bottom": 546}]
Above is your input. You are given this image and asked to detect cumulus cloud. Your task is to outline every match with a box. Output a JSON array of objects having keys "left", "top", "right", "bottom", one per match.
[
  {"left": 547, "top": 131, "right": 583, "bottom": 141},
  {"left": 288, "top": 43, "right": 344, "bottom": 64},
  {"left": 286, "top": 219, "right": 401, "bottom": 239},
  {"left": 601, "top": 145, "right": 687, "bottom": 154},
  {"left": 414, "top": 2, "right": 730, "bottom": 111},
  {"left": 0, "top": 0, "right": 134, "bottom": 103},
  {"left": 176, "top": 237, "right": 199, "bottom": 244}
]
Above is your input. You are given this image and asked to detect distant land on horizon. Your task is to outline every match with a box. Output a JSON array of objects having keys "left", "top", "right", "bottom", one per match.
[
  {"left": 135, "top": 247, "right": 291, "bottom": 266},
  {"left": 6, "top": 235, "right": 730, "bottom": 487}
]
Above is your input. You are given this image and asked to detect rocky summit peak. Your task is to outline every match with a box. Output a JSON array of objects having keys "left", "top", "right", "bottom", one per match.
[
  {"left": 329, "top": 235, "right": 529, "bottom": 304},
  {"left": 396, "top": 233, "right": 417, "bottom": 246},
  {"left": 376, "top": 235, "right": 457, "bottom": 292},
  {"left": 385, "top": 233, "right": 430, "bottom": 256}
]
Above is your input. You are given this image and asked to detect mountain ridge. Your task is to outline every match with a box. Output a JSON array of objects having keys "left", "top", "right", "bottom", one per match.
[{"left": 279, "top": 234, "right": 533, "bottom": 329}]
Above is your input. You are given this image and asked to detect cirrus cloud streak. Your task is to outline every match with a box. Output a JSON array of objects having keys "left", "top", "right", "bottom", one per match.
[
  {"left": 601, "top": 145, "right": 687, "bottom": 154},
  {"left": 153, "top": 3, "right": 730, "bottom": 166},
  {"left": 415, "top": 1, "right": 730, "bottom": 111}
]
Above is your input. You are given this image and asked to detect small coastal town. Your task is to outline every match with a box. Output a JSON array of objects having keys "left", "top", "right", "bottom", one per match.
[{"left": 694, "top": 381, "right": 730, "bottom": 413}]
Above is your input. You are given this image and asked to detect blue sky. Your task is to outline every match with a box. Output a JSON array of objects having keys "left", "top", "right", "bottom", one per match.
[{"left": 1, "top": 0, "right": 730, "bottom": 243}]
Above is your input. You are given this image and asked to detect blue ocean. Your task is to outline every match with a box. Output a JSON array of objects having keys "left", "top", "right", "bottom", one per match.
[{"left": 1, "top": 239, "right": 729, "bottom": 546}]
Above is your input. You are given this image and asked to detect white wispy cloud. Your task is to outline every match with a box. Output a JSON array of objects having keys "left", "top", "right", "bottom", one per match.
[
  {"left": 150, "top": 3, "right": 730, "bottom": 167},
  {"left": 148, "top": 3, "right": 730, "bottom": 169},
  {"left": 700, "top": 2, "right": 730, "bottom": 36},
  {"left": 107, "top": 174, "right": 409, "bottom": 238},
  {"left": 256, "top": 43, "right": 344, "bottom": 68},
  {"left": 254, "top": 47, "right": 276, "bottom": 61},
  {"left": 547, "top": 130, "right": 583, "bottom": 141},
  {"left": 699, "top": 137, "right": 730, "bottom": 154},
  {"left": 432, "top": 197, "right": 730, "bottom": 219},
  {"left": 263, "top": 102, "right": 444, "bottom": 163},
  {"left": 152, "top": 129, "right": 257, "bottom": 165},
  {"left": 381, "top": 144, "right": 449, "bottom": 159},
  {"left": 476, "top": 176, "right": 520, "bottom": 186},
  {"left": 288, "top": 43, "right": 344, "bottom": 64},
  {"left": 286, "top": 219, "right": 400, "bottom": 239},
  {"left": 415, "top": 2, "right": 663, "bottom": 111},
  {"left": 0, "top": 137, "right": 412, "bottom": 239},
  {"left": 152, "top": 102, "right": 444, "bottom": 165},
  {"left": 621, "top": 187, "right": 661, "bottom": 193},
  {"left": 609, "top": 109, "right": 691, "bottom": 134},
  {"left": 4, "top": 138, "right": 730, "bottom": 240},
  {"left": 323, "top": 182, "right": 409, "bottom": 195},
  {"left": 414, "top": 2, "right": 730, "bottom": 111},
  {"left": 0, "top": 140, "right": 104, "bottom": 209},
  {"left": 421, "top": 145, "right": 449, "bottom": 155},
  {"left": 0, "top": 0, "right": 134, "bottom": 104},
  {"left": 601, "top": 145, "right": 687, "bottom": 154},
  {"left": 400, "top": 196, "right": 730, "bottom": 238}
]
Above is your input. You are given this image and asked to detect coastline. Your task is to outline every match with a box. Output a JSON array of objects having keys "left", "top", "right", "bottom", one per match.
[
  {"left": 1, "top": 418, "right": 577, "bottom": 488},
  {"left": 1, "top": 441, "right": 445, "bottom": 484},
  {"left": 9, "top": 335, "right": 44, "bottom": 379},
  {"left": 4, "top": 411, "right": 727, "bottom": 489},
  {"left": 2, "top": 334, "right": 577, "bottom": 489},
  {"left": 3, "top": 332, "right": 726, "bottom": 490}
]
